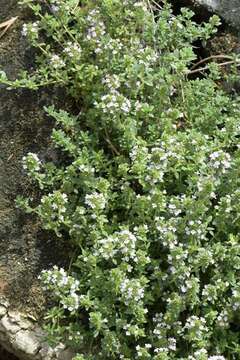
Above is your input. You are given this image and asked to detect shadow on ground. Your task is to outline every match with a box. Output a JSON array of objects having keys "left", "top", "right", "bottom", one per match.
[{"left": 0, "top": 345, "right": 19, "bottom": 360}]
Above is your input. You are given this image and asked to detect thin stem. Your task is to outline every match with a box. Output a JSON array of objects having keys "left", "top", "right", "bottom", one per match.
[
  {"left": 73, "top": 0, "right": 80, "bottom": 12},
  {"left": 187, "top": 60, "right": 240, "bottom": 75},
  {"left": 147, "top": 0, "right": 154, "bottom": 16},
  {"left": 150, "top": 0, "right": 163, "bottom": 10},
  {"left": 37, "top": 43, "right": 49, "bottom": 55},
  {"left": 190, "top": 54, "right": 235, "bottom": 71},
  {"left": 68, "top": 248, "right": 78, "bottom": 274},
  {"left": 104, "top": 128, "right": 120, "bottom": 156}
]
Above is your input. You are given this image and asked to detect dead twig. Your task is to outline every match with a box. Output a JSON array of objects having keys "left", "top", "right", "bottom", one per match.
[
  {"left": 0, "top": 16, "right": 18, "bottom": 39},
  {"left": 104, "top": 128, "right": 120, "bottom": 156},
  {"left": 150, "top": 0, "right": 163, "bottom": 10},
  {"left": 187, "top": 60, "right": 240, "bottom": 76},
  {"left": 190, "top": 54, "right": 235, "bottom": 71},
  {"left": 7, "top": 153, "right": 14, "bottom": 162}
]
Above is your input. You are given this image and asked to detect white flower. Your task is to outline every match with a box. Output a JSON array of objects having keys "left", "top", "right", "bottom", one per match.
[
  {"left": 22, "top": 152, "right": 41, "bottom": 171},
  {"left": 121, "top": 98, "right": 131, "bottom": 113},
  {"left": 209, "top": 150, "right": 231, "bottom": 172},
  {"left": 168, "top": 337, "right": 176, "bottom": 351},
  {"left": 102, "top": 74, "right": 121, "bottom": 89},
  {"left": 51, "top": 5, "right": 60, "bottom": 13},
  {"left": 50, "top": 54, "right": 65, "bottom": 68},
  {"left": 61, "top": 193, "right": 68, "bottom": 202},
  {"left": 64, "top": 42, "right": 82, "bottom": 58},
  {"left": 21, "top": 22, "right": 39, "bottom": 37},
  {"left": 119, "top": 278, "right": 144, "bottom": 305},
  {"left": 21, "top": 24, "right": 28, "bottom": 37},
  {"left": 85, "top": 192, "right": 106, "bottom": 210},
  {"left": 194, "top": 348, "right": 208, "bottom": 357},
  {"left": 41, "top": 266, "right": 81, "bottom": 312}
]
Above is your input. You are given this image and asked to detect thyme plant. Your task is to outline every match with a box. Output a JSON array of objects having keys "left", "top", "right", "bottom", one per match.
[{"left": 2, "top": 0, "right": 240, "bottom": 359}]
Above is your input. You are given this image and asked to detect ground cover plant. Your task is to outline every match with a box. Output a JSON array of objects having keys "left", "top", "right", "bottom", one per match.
[{"left": 1, "top": 0, "right": 240, "bottom": 359}]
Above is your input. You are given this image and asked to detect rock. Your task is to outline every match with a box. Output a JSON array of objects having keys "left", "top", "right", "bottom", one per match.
[
  {"left": 53, "top": 343, "right": 66, "bottom": 356},
  {"left": 0, "top": 306, "right": 7, "bottom": 318},
  {"left": 8, "top": 310, "right": 32, "bottom": 330},
  {"left": 12, "top": 330, "right": 40, "bottom": 356},
  {"left": 0, "top": 297, "right": 76, "bottom": 359},
  {"left": 57, "top": 348, "right": 75, "bottom": 360},
  {"left": 0, "top": 316, "right": 20, "bottom": 334},
  {"left": 38, "top": 344, "right": 55, "bottom": 360},
  {"left": 0, "top": 297, "right": 10, "bottom": 308},
  {"left": 195, "top": 0, "right": 240, "bottom": 28}
]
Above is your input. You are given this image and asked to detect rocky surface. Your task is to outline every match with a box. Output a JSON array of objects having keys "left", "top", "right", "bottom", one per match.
[
  {"left": 0, "top": 297, "right": 75, "bottom": 360},
  {"left": 0, "top": 0, "right": 68, "bottom": 314},
  {"left": 0, "top": 0, "right": 72, "bottom": 357},
  {"left": 194, "top": 0, "right": 240, "bottom": 28}
]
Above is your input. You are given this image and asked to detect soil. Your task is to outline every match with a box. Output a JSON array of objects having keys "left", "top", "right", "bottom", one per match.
[
  {"left": 0, "top": 0, "right": 69, "bottom": 318},
  {"left": 0, "top": 345, "right": 19, "bottom": 360}
]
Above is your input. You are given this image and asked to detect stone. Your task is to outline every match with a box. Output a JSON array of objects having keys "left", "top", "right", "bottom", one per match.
[
  {"left": 0, "top": 297, "right": 10, "bottom": 308},
  {"left": 57, "top": 348, "right": 75, "bottom": 360},
  {"left": 8, "top": 310, "right": 32, "bottom": 330},
  {"left": 0, "top": 315, "right": 20, "bottom": 334},
  {"left": 0, "top": 299, "right": 74, "bottom": 360},
  {"left": 195, "top": 0, "right": 240, "bottom": 29},
  {"left": 0, "top": 305, "right": 7, "bottom": 317},
  {"left": 38, "top": 344, "right": 55, "bottom": 360},
  {"left": 12, "top": 330, "right": 41, "bottom": 356},
  {"left": 53, "top": 343, "right": 66, "bottom": 358},
  {"left": 33, "top": 326, "right": 45, "bottom": 339}
]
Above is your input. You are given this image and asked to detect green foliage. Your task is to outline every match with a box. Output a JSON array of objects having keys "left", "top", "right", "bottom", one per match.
[{"left": 5, "top": 0, "right": 240, "bottom": 359}]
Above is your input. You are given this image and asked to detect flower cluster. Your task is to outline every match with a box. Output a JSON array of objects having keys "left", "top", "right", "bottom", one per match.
[
  {"left": 85, "top": 192, "right": 106, "bottom": 211},
  {"left": 21, "top": 22, "right": 39, "bottom": 38},
  {"left": 231, "top": 289, "right": 240, "bottom": 311},
  {"left": 184, "top": 316, "right": 208, "bottom": 342},
  {"left": 216, "top": 310, "right": 229, "bottom": 328},
  {"left": 102, "top": 74, "right": 121, "bottom": 90},
  {"left": 41, "top": 266, "right": 81, "bottom": 312},
  {"left": 63, "top": 42, "right": 82, "bottom": 58},
  {"left": 119, "top": 278, "right": 144, "bottom": 306},
  {"left": 85, "top": 8, "right": 106, "bottom": 55},
  {"left": 22, "top": 152, "right": 41, "bottom": 171},
  {"left": 96, "top": 90, "right": 131, "bottom": 115},
  {"left": 209, "top": 150, "right": 231, "bottom": 173},
  {"left": 48, "top": 0, "right": 76, "bottom": 13},
  {"left": 37, "top": 191, "right": 68, "bottom": 234},
  {"left": 94, "top": 229, "right": 137, "bottom": 262},
  {"left": 50, "top": 54, "right": 66, "bottom": 69}
]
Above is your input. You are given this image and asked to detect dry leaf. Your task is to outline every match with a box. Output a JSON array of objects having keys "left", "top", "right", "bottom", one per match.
[{"left": 0, "top": 16, "right": 18, "bottom": 39}]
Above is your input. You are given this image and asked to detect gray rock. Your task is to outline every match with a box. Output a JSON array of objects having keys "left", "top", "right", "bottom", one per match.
[
  {"left": 8, "top": 310, "right": 32, "bottom": 330},
  {"left": 38, "top": 344, "right": 55, "bottom": 360},
  {"left": 0, "top": 297, "right": 10, "bottom": 308},
  {"left": 0, "top": 298, "right": 76, "bottom": 359},
  {"left": 57, "top": 348, "right": 75, "bottom": 360},
  {"left": 0, "top": 305, "right": 7, "bottom": 318},
  {"left": 13, "top": 330, "right": 41, "bottom": 355},
  {"left": 195, "top": 0, "right": 240, "bottom": 28},
  {"left": 0, "top": 315, "right": 20, "bottom": 334}
]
